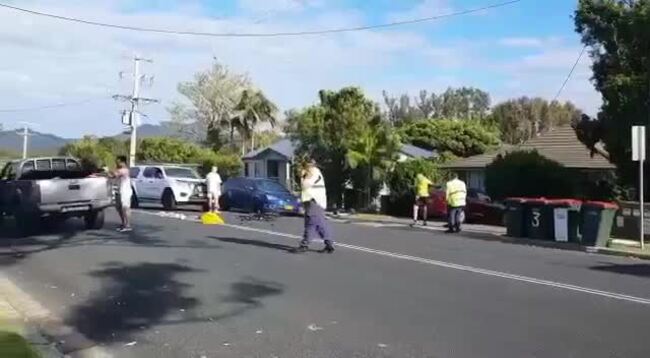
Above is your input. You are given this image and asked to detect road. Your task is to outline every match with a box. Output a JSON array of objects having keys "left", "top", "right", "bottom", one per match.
[{"left": 1, "top": 207, "right": 650, "bottom": 358}]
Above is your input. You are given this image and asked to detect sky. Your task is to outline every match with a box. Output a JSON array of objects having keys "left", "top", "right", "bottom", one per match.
[{"left": 0, "top": 0, "right": 599, "bottom": 138}]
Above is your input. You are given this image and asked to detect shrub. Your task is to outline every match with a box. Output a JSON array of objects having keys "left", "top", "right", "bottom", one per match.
[
  {"left": 400, "top": 119, "right": 500, "bottom": 157},
  {"left": 485, "top": 150, "right": 576, "bottom": 200}
]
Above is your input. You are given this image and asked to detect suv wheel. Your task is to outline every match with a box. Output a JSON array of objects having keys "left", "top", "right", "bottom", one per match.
[{"left": 162, "top": 189, "right": 177, "bottom": 211}]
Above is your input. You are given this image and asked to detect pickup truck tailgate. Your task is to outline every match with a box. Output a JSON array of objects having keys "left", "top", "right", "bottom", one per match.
[{"left": 37, "top": 177, "right": 110, "bottom": 205}]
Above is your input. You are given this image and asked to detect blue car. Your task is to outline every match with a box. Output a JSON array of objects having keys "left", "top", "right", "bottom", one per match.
[{"left": 220, "top": 177, "right": 302, "bottom": 215}]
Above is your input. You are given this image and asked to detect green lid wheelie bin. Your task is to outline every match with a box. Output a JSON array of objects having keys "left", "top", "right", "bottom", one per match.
[
  {"left": 548, "top": 199, "right": 582, "bottom": 243},
  {"left": 526, "top": 199, "right": 553, "bottom": 240},
  {"left": 504, "top": 198, "right": 529, "bottom": 237},
  {"left": 580, "top": 201, "right": 619, "bottom": 247}
]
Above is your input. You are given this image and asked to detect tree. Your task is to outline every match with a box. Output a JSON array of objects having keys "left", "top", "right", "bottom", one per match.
[
  {"left": 489, "top": 97, "right": 582, "bottom": 144},
  {"left": 382, "top": 91, "right": 422, "bottom": 125},
  {"left": 231, "top": 89, "right": 278, "bottom": 152},
  {"left": 168, "top": 61, "right": 251, "bottom": 150},
  {"left": 286, "top": 87, "right": 393, "bottom": 208},
  {"left": 485, "top": 150, "right": 576, "bottom": 199},
  {"left": 346, "top": 119, "right": 401, "bottom": 208},
  {"left": 575, "top": 0, "right": 650, "bottom": 188},
  {"left": 400, "top": 119, "right": 500, "bottom": 158},
  {"left": 59, "top": 136, "right": 116, "bottom": 171},
  {"left": 436, "top": 87, "right": 491, "bottom": 120}
]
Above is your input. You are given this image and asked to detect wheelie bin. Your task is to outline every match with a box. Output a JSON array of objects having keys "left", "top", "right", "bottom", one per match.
[
  {"left": 548, "top": 199, "right": 582, "bottom": 243},
  {"left": 504, "top": 198, "right": 529, "bottom": 237},
  {"left": 525, "top": 199, "right": 554, "bottom": 240},
  {"left": 580, "top": 201, "right": 619, "bottom": 247}
]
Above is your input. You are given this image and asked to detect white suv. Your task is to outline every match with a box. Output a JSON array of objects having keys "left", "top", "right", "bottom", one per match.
[{"left": 130, "top": 165, "right": 207, "bottom": 210}]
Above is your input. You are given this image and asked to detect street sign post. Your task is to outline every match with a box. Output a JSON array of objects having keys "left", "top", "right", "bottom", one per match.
[{"left": 632, "top": 126, "right": 646, "bottom": 249}]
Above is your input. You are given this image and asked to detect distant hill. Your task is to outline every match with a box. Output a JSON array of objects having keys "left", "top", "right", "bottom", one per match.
[
  {"left": 113, "top": 122, "right": 199, "bottom": 142},
  {"left": 0, "top": 130, "right": 71, "bottom": 155}
]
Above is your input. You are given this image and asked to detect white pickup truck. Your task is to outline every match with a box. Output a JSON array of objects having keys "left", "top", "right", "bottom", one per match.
[
  {"left": 0, "top": 157, "right": 113, "bottom": 235},
  {"left": 130, "top": 165, "right": 207, "bottom": 210}
]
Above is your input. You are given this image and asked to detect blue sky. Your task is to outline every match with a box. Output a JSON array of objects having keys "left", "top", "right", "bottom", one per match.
[{"left": 0, "top": 0, "right": 597, "bottom": 138}]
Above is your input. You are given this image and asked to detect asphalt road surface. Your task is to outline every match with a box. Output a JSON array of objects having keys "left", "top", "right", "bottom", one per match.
[{"left": 1, "top": 207, "right": 650, "bottom": 358}]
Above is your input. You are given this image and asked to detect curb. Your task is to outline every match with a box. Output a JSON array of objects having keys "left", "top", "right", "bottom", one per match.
[
  {"left": 329, "top": 215, "right": 650, "bottom": 261},
  {"left": 0, "top": 275, "right": 113, "bottom": 358}
]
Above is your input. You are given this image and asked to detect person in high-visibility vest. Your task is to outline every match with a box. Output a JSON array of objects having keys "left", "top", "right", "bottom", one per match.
[
  {"left": 294, "top": 159, "right": 334, "bottom": 254},
  {"left": 412, "top": 173, "right": 433, "bottom": 227},
  {"left": 445, "top": 173, "right": 467, "bottom": 233}
]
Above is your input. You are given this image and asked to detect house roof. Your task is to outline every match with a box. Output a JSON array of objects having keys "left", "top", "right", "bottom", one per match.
[
  {"left": 243, "top": 139, "right": 435, "bottom": 161},
  {"left": 242, "top": 138, "right": 296, "bottom": 160},
  {"left": 400, "top": 144, "right": 436, "bottom": 159},
  {"left": 442, "top": 126, "right": 615, "bottom": 170}
]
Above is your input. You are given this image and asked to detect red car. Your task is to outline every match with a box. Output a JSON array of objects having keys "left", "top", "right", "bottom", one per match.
[{"left": 428, "top": 187, "right": 503, "bottom": 225}]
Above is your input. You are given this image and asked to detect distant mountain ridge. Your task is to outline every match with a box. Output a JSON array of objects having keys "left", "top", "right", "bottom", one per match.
[{"left": 0, "top": 122, "right": 196, "bottom": 155}]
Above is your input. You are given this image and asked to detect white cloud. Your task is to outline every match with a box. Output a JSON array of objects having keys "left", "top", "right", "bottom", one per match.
[
  {"left": 388, "top": 0, "right": 454, "bottom": 22},
  {"left": 0, "top": 0, "right": 601, "bottom": 138}
]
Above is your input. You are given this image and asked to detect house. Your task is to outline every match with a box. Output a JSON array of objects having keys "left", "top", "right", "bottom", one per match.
[
  {"left": 242, "top": 138, "right": 436, "bottom": 189},
  {"left": 441, "top": 126, "right": 616, "bottom": 191}
]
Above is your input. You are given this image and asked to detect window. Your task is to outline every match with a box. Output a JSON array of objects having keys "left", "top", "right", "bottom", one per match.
[
  {"left": 22, "top": 161, "right": 35, "bottom": 174},
  {"left": 267, "top": 160, "right": 280, "bottom": 179},
  {"left": 36, "top": 159, "right": 51, "bottom": 170},
  {"left": 255, "top": 180, "right": 287, "bottom": 193},
  {"left": 164, "top": 167, "right": 199, "bottom": 179},
  {"left": 129, "top": 167, "right": 141, "bottom": 178},
  {"left": 143, "top": 167, "right": 163, "bottom": 179},
  {"left": 1, "top": 163, "right": 16, "bottom": 180},
  {"left": 66, "top": 159, "right": 80, "bottom": 170},
  {"left": 52, "top": 159, "right": 66, "bottom": 170}
]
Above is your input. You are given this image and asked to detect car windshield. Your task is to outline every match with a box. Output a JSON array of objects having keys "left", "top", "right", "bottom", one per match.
[
  {"left": 165, "top": 167, "right": 199, "bottom": 179},
  {"left": 255, "top": 180, "right": 287, "bottom": 193}
]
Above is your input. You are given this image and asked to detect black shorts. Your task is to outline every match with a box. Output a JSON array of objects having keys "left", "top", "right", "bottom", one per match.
[{"left": 415, "top": 196, "right": 430, "bottom": 206}]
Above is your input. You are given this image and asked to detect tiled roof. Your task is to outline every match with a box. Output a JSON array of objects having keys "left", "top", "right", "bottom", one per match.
[
  {"left": 244, "top": 139, "right": 435, "bottom": 161},
  {"left": 442, "top": 126, "right": 615, "bottom": 170}
]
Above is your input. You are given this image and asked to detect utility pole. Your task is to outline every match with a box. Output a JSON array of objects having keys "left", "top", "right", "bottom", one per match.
[
  {"left": 113, "top": 56, "right": 157, "bottom": 167},
  {"left": 17, "top": 122, "right": 36, "bottom": 159},
  {"left": 21, "top": 125, "right": 29, "bottom": 159}
]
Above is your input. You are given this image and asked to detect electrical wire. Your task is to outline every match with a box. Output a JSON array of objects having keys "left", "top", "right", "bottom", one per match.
[
  {"left": 0, "top": 0, "right": 523, "bottom": 38},
  {"left": 0, "top": 97, "right": 111, "bottom": 113},
  {"left": 553, "top": 45, "right": 588, "bottom": 102}
]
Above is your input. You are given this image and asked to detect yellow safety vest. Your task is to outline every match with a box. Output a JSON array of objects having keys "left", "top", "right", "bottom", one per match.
[{"left": 446, "top": 179, "right": 467, "bottom": 207}]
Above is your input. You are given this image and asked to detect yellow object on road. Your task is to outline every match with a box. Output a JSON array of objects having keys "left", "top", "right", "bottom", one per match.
[{"left": 201, "top": 212, "right": 225, "bottom": 225}]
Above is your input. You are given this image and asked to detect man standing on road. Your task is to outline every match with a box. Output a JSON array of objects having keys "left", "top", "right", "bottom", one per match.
[
  {"left": 295, "top": 159, "right": 334, "bottom": 254},
  {"left": 445, "top": 173, "right": 467, "bottom": 233},
  {"left": 412, "top": 173, "right": 433, "bottom": 227},
  {"left": 112, "top": 156, "right": 133, "bottom": 232},
  {"left": 206, "top": 166, "right": 222, "bottom": 212}
]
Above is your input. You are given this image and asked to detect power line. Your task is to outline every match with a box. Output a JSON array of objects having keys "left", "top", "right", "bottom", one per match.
[
  {"left": 0, "top": 97, "right": 111, "bottom": 113},
  {"left": 553, "top": 45, "right": 587, "bottom": 102},
  {"left": 0, "top": 0, "right": 523, "bottom": 38}
]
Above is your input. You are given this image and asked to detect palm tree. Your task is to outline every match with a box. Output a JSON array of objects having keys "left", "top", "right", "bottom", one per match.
[
  {"left": 231, "top": 89, "right": 278, "bottom": 152},
  {"left": 346, "top": 121, "right": 401, "bottom": 209}
]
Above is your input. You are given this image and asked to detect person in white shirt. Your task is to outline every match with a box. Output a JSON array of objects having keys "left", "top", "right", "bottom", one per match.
[
  {"left": 294, "top": 159, "right": 334, "bottom": 254},
  {"left": 205, "top": 166, "right": 222, "bottom": 212},
  {"left": 111, "top": 156, "right": 132, "bottom": 232}
]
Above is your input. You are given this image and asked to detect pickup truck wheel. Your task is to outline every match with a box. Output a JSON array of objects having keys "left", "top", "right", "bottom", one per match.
[
  {"left": 130, "top": 192, "right": 139, "bottom": 209},
  {"left": 162, "top": 190, "right": 177, "bottom": 211},
  {"left": 84, "top": 210, "right": 105, "bottom": 230}
]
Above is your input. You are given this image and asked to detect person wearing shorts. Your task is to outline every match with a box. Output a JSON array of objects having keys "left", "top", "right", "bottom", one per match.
[
  {"left": 112, "top": 156, "right": 133, "bottom": 232},
  {"left": 205, "top": 166, "right": 222, "bottom": 212},
  {"left": 412, "top": 173, "right": 433, "bottom": 227}
]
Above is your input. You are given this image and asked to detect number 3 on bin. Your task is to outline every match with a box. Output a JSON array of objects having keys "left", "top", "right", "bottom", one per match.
[{"left": 532, "top": 211, "right": 541, "bottom": 228}]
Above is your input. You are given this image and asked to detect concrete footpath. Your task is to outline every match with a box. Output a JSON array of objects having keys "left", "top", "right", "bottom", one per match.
[
  {"left": 330, "top": 213, "right": 650, "bottom": 260},
  {"left": 0, "top": 276, "right": 61, "bottom": 358}
]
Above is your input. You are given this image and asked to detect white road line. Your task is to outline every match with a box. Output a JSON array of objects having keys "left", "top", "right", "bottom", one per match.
[{"left": 135, "top": 210, "right": 650, "bottom": 306}]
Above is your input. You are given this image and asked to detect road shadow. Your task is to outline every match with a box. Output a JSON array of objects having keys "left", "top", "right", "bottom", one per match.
[
  {"left": 591, "top": 263, "right": 650, "bottom": 278},
  {"left": 65, "top": 262, "right": 202, "bottom": 343},
  {"left": 0, "top": 215, "right": 177, "bottom": 267},
  {"left": 209, "top": 236, "right": 296, "bottom": 253}
]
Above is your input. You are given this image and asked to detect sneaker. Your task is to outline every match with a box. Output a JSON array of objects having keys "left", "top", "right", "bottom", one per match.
[
  {"left": 423, "top": 221, "right": 428, "bottom": 227},
  {"left": 115, "top": 226, "right": 124, "bottom": 232},
  {"left": 119, "top": 227, "right": 133, "bottom": 233},
  {"left": 320, "top": 246, "right": 335, "bottom": 254}
]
